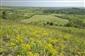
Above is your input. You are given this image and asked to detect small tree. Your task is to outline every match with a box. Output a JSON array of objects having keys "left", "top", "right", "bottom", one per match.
[
  {"left": 2, "top": 11, "right": 7, "bottom": 19},
  {"left": 49, "top": 22, "right": 53, "bottom": 26}
]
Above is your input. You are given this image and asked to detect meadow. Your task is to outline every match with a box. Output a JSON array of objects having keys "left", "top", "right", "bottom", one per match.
[{"left": 0, "top": 7, "right": 85, "bottom": 56}]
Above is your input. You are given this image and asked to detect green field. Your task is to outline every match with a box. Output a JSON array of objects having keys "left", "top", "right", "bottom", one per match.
[{"left": 0, "top": 7, "right": 85, "bottom": 56}]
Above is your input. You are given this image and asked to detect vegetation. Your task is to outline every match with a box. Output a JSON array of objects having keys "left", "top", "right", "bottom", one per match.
[{"left": 0, "top": 7, "right": 85, "bottom": 56}]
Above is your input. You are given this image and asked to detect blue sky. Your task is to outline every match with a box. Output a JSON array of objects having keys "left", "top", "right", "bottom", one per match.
[{"left": 0, "top": 0, "right": 84, "bottom": 7}]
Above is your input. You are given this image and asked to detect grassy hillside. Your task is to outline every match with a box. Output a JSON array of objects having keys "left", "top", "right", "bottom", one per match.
[
  {"left": 0, "top": 7, "right": 85, "bottom": 56},
  {"left": 21, "top": 15, "right": 69, "bottom": 26}
]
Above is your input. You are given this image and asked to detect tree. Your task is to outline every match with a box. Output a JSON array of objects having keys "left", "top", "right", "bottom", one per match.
[{"left": 2, "top": 11, "right": 7, "bottom": 19}]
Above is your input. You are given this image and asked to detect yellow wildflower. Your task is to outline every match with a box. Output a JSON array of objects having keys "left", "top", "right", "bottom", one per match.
[
  {"left": 22, "top": 44, "right": 31, "bottom": 50},
  {"left": 16, "top": 35, "right": 23, "bottom": 43},
  {"left": 27, "top": 52, "right": 34, "bottom": 56}
]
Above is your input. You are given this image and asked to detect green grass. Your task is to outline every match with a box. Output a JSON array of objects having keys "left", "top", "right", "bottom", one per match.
[
  {"left": 21, "top": 15, "right": 69, "bottom": 26},
  {"left": 0, "top": 7, "right": 85, "bottom": 56},
  {"left": 0, "top": 19, "right": 85, "bottom": 56}
]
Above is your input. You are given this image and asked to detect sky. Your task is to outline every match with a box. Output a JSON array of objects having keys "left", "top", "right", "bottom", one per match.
[{"left": 0, "top": 0, "right": 85, "bottom": 7}]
